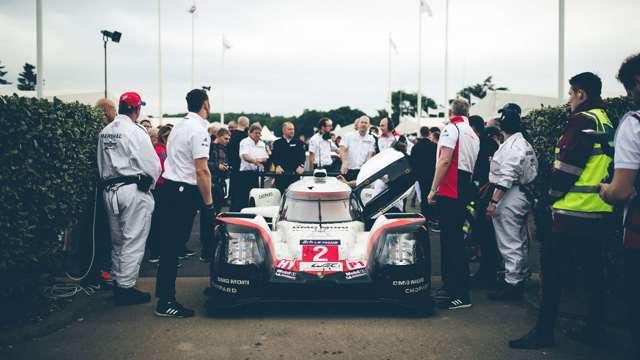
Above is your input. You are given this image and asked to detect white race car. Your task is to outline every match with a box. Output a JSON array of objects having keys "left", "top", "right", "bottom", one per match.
[{"left": 206, "top": 149, "right": 434, "bottom": 315}]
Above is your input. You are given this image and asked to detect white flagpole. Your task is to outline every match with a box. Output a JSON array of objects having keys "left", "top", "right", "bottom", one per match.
[
  {"left": 417, "top": 2, "right": 423, "bottom": 120},
  {"left": 444, "top": 0, "right": 449, "bottom": 107},
  {"left": 189, "top": 2, "right": 196, "bottom": 89},
  {"left": 558, "top": 0, "right": 565, "bottom": 100},
  {"left": 221, "top": 34, "right": 225, "bottom": 124},
  {"left": 158, "top": 0, "right": 163, "bottom": 125},
  {"left": 36, "top": 0, "right": 43, "bottom": 98},
  {"left": 388, "top": 33, "right": 392, "bottom": 116}
]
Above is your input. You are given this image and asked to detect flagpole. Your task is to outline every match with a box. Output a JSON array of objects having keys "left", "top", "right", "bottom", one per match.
[
  {"left": 558, "top": 0, "right": 565, "bottom": 100},
  {"left": 388, "top": 33, "right": 392, "bottom": 116},
  {"left": 221, "top": 34, "right": 225, "bottom": 124},
  {"left": 444, "top": 0, "right": 449, "bottom": 107},
  {"left": 190, "top": 2, "right": 195, "bottom": 89},
  {"left": 36, "top": 0, "right": 43, "bottom": 98},
  {"left": 417, "top": 2, "right": 423, "bottom": 120},
  {"left": 158, "top": 0, "right": 163, "bottom": 125}
]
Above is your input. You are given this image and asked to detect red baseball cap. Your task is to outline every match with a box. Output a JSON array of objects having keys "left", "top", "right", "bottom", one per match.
[{"left": 119, "top": 92, "right": 146, "bottom": 108}]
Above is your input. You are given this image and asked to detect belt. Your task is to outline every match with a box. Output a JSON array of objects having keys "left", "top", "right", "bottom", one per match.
[{"left": 101, "top": 175, "right": 141, "bottom": 189}]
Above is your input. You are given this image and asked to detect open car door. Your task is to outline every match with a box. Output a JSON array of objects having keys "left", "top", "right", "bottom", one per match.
[{"left": 351, "top": 148, "right": 416, "bottom": 220}]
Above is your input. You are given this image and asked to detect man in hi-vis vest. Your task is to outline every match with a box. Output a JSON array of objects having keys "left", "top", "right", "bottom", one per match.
[{"left": 511, "top": 72, "right": 614, "bottom": 349}]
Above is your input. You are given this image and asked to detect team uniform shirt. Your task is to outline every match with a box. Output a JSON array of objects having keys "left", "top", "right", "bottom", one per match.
[
  {"left": 378, "top": 132, "right": 398, "bottom": 152},
  {"left": 342, "top": 132, "right": 375, "bottom": 169},
  {"left": 308, "top": 133, "right": 334, "bottom": 167},
  {"left": 614, "top": 110, "right": 640, "bottom": 231},
  {"left": 489, "top": 132, "right": 538, "bottom": 189},
  {"left": 436, "top": 116, "right": 480, "bottom": 199},
  {"left": 162, "top": 112, "right": 210, "bottom": 185},
  {"left": 239, "top": 137, "right": 269, "bottom": 171},
  {"left": 98, "top": 114, "right": 162, "bottom": 183}
]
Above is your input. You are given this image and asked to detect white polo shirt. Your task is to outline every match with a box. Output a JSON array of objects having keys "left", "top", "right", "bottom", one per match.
[
  {"left": 308, "top": 133, "right": 333, "bottom": 167},
  {"left": 239, "top": 136, "right": 269, "bottom": 171},
  {"left": 342, "top": 131, "right": 375, "bottom": 169},
  {"left": 378, "top": 133, "right": 398, "bottom": 152},
  {"left": 162, "top": 112, "right": 210, "bottom": 185},
  {"left": 437, "top": 117, "right": 480, "bottom": 174}
]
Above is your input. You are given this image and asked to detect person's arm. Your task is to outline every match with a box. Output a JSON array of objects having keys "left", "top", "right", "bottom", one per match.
[
  {"left": 308, "top": 137, "right": 317, "bottom": 169},
  {"left": 430, "top": 147, "right": 454, "bottom": 194},
  {"left": 339, "top": 144, "right": 349, "bottom": 174},
  {"left": 196, "top": 158, "right": 213, "bottom": 206},
  {"left": 600, "top": 169, "right": 638, "bottom": 205},
  {"left": 296, "top": 140, "right": 306, "bottom": 174}
]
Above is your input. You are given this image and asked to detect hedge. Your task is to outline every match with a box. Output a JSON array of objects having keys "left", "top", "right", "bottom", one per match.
[
  {"left": 525, "top": 95, "right": 636, "bottom": 195},
  {"left": 0, "top": 95, "right": 102, "bottom": 297}
]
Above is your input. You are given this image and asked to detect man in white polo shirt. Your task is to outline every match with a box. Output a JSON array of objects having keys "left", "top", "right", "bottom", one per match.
[
  {"left": 234, "top": 123, "right": 269, "bottom": 210},
  {"left": 340, "top": 115, "right": 375, "bottom": 181},
  {"left": 309, "top": 117, "right": 336, "bottom": 171},
  {"left": 427, "top": 99, "right": 479, "bottom": 310},
  {"left": 154, "top": 89, "right": 213, "bottom": 318}
]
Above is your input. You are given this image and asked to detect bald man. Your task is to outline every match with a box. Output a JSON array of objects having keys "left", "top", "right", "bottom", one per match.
[{"left": 96, "top": 98, "right": 117, "bottom": 125}]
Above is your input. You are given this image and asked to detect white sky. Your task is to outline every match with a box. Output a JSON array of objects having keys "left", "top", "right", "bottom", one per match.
[{"left": 1, "top": 0, "right": 639, "bottom": 117}]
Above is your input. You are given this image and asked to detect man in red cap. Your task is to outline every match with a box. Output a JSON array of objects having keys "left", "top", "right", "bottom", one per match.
[{"left": 97, "top": 91, "right": 162, "bottom": 306}]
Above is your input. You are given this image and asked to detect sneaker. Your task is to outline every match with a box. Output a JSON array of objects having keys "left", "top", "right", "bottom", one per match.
[
  {"left": 488, "top": 281, "right": 524, "bottom": 301},
  {"left": 438, "top": 297, "right": 472, "bottom": 310},
  {"left": 429, "top": 221, "right": 441, "bottom": 233},
  {"left": 155, "top": 301, "right": 195, "bottom": 318},
  {"left": 509, "top": 327, "right": 555, "bottom": 349},
  {"left": 114, "top": 287, "right": 151, "bottom": 306},
  {"left": 100, "top": 271, "right": 113, "bottom": 285},
  {"left": 147, "top": 256, "right": 160, "bottom": 264},
  {"left": 179, "top": 248, "right": 197, "bottom": 259}
]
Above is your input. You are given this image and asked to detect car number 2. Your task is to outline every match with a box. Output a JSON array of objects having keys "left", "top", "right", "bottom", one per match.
[{"left": 302, "top": 245, "right": 338, "bottom": 262}]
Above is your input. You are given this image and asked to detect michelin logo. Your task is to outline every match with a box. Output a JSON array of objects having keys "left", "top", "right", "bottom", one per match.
[{"left": 275, "top": 269, "right": 296, "bottom": 280}]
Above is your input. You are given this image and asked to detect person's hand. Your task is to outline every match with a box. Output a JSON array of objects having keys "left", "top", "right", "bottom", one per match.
[
  {"left": 218, "top": 163, "right": 228, "bottom": 172},
  {"left": 340, "top": 164, "right": 348, "bottom": 175},
  {"left": 486, "top": 203, "right": 497, "bottom": 218},
  {"left": 295, "top": 166, "right": 304, "bottom": 175},
  {"left": 203, "top": 203, "right": 217, "bottom": 221},
  {"left": 275, "top": 166, "right": 284, "bottom": 175},
  {"left": 254, "top": 159, "right": 263, "bottom": 167},
  {"left": 598, "top": 183, "right": 609, "bottom": 202},
  {"left": 427, "top": 190, "right": 437, "bottom": 205}
]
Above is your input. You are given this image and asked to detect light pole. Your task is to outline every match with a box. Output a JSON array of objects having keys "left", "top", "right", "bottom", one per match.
[
  {"left": 188, "top": 2, "right": 196, "bottom": 89},
  {"left": 418, "top": 0, "right": 433, "bottom": 119},
  {"left": 558, "top": 0, "right": 565, "bottom": 100},
  {"left": 36, "top": 0, "right": 43, "bottom": 98},
  {"left": 100, "top": 30, "right": 122, "bottom": 99}
]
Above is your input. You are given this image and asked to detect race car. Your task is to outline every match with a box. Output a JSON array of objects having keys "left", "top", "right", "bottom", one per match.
[{"left": 206, "top": 149, "right": 434, "bottom": 315}]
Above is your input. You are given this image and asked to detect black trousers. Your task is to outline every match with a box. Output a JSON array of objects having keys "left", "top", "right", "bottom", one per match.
[
  {"left": 537, "top": 219, "right": 607, "bottom": 335},
  {"left": 344, "top": 169, "right": 360, "bottom": 182},
  {"left": 473, "top": 194, "right": 500, "bottom": 281},
  {"left": 230, "top": 171, "right": 259, "bottom": 211},
  {"left": 155, "top": 180, "right": 202, "bottom": 302},
  {"left": 625, "top": 248, "right": 640, "bottom": 357},
  {"left": 275, "top": 174, "right": 300, "bottom": 195},
  {"left": 437, "top": 195, "right": 470, "bottom": 300},
  {"left": 146, "top": 188, "right": 163, "bottom": 259},
  {"left": 417, "top": 181, "right": 437, "bottom": 223}
]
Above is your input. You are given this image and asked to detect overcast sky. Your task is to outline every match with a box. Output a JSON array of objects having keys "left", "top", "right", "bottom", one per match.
[{"left": 1, "top": 0, "right": 639, "bottom": 117}]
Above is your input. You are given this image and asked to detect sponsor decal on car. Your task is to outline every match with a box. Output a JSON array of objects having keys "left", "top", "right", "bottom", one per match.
[
  {"left": 274, "top": 268, "right": 297, "bottom": 280},
  {"left": 392, "top": 277, "right": 425, "bottom": 286},
  {"left": 276, "top": 259, "right": 296, "bottom": 270},
  {"left": 404, "top": 284, "right": 429, "bottom": 294},
  {"left": 216, "top": 276, "right": 250, "bottom": 286},
  {"left": 299, "top": 239, "right": 340, "bottom": 245},
  {"left": 213, "top": 283, "right": 238, "bottom": 294},
  {"left": 344, "top": 260, "right": 366, "bottom": 271},
  {"left": 298, "top": 262, "right": 343, "bottom": 272},
  {"left": 344, "top": 268, "right": 367, "bottom": 280}
]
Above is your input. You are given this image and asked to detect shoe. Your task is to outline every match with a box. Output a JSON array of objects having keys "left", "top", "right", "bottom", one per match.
[
  {"left": 100, "top": 271, "right": 113, "bottom": 285},
  {"left": 433, "top": 287, "right": 450, "bottom": 300},
  {"left": 147, "top": 256, "right": 160, "bottom": 264},
  {"left": 438, "top": 297, "right": 472, "bottom": 310},
  {"left": 488, "top": 281, "right": 524, "bottom": 301},
  {"left": 509, "top": 327, "right": 555, "bottom": 349},
  {"left": 155, "top": 301, "right": 195, "bottom": 318},
  {"left": 179, "top": 248, "right": 197, "bottom": 259},
  {"left": 114, "top": 286, "right": 151, "bottom": 306},
  {"left": 564, "top": 325, "right": 603, "bottom": 347},
  {"left": 429, "top": 221, "right": 441, "bottom": 233}
]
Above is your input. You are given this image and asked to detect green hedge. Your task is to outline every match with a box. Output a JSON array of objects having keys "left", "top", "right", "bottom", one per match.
[
  {"left": 0, "top": 95, "right": 102, "bottom": 296},
  {"left": 525, "top": 96, "right": 636, "bottom": 195}
]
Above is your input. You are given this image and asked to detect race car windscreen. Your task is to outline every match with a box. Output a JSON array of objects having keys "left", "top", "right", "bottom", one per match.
[{"left": 281, "top": 198, "right": 354, "bottom": 223}]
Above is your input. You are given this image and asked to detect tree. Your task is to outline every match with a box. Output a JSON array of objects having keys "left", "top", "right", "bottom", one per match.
[
  {"left": 390, "top": 90, "right": 437, "bottom": 123},
  {"left": 457, "top": 76, "right": 508, "bottom": 104},
  {"left": 17, "top": 63, "right": 37, "bottom": 91},
  {"left": 0, "top": 61, "right": 11, "bottom": 85}
]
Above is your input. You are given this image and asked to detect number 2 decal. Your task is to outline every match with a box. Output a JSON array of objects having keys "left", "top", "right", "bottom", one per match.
[{"left": 312, "top": 246, "right": 328, "bottom": 261}]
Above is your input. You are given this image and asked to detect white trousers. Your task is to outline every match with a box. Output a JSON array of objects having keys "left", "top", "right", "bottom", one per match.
[
  {"left": 491, "top": 186, "right": 531, "bottom": 285},
  {"left": 103, "top": 184, "right": 154, "bottom": 288}
]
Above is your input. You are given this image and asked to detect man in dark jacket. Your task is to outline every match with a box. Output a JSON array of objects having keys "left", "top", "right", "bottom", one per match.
[
  {"left": 410, "top": 126, "right": 438, "bottom": 220},
  {"left": 228, "top": 116, "right": 249, "bottom": 211},
  {"left": 511, "top": 72, "right": 614, "bottom": 349},
  {"left": 271, "top": 122, "right": 306, "bottom": 195}
]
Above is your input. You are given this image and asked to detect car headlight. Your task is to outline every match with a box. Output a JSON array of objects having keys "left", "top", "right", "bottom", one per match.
[
  {"left": 380, "top": 233, "right": 416, "bottom": 266},
  {"left": 226, "top": 232, "right": 263, "bottom": 265}
]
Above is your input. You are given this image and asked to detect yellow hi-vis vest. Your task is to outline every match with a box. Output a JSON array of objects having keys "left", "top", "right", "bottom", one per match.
[{"left": 552, "top": 109, "right": 614, "bottom": 218}]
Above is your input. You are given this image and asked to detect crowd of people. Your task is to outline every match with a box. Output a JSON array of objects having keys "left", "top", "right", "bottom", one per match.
[{"left": 91, "top": 52, "right": 640, "bottom": 356}]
